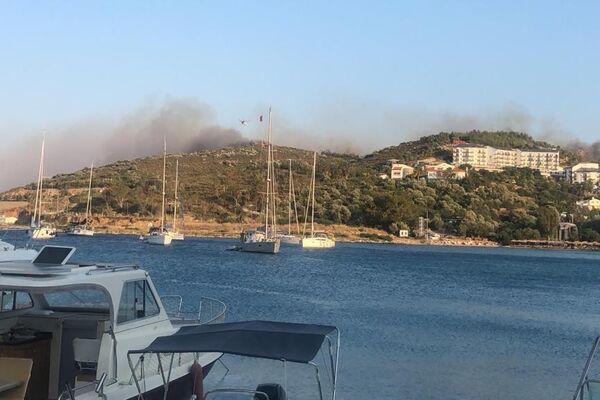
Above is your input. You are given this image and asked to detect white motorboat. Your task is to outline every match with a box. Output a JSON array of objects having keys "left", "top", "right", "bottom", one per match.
[
  {"left": 0, "top": 239, "right": 37, "bottom": 261},
  {"left": 0, "top": 245, "right": 226, "bottom": 400},
  {"left": 240, "top": 108, "right": 280, "bottom": 254},
  {"left": 68, "top": 163, "right": 95, "bottom": 237},
  {"left": 142, "top": 139, "right": 172, "bottom": 246},
  {"left": 301, "top": 152, "right": 336, "bottom": 249},
  {"left": 28, "top": 135, "right": 57, "bottom": 240}
]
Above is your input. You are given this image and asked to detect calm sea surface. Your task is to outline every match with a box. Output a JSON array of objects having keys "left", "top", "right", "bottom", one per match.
[{"left": 3, "top": 230, "right": 600, "bottom": 400}]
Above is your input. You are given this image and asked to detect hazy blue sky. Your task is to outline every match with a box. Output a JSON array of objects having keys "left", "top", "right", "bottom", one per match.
[{"left": 0, "top": 0, "right": 598, "bottom": 155}]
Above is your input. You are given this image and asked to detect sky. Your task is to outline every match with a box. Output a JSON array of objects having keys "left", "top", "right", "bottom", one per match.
[{"left": 0, "top": 1, "right": 599, "bottom": 188}]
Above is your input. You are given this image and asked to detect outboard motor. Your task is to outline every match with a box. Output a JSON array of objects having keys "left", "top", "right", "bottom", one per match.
[{"left": 254, "top": 383, "right": 287, "bottom": 400}]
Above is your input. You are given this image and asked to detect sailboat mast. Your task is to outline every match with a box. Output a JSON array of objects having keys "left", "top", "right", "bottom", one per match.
[
  {"left": 288, "top": 159, "right": 292, "bottom": 235},
  {"left": 85, "top": 162, "right": 94, "bottom": 226},
  {"left": 173, "top": 159, "right": 179, "bottom": 231},
  {"left": 37, "top": 138, "right": 46, "bottom": 228},
  {"left": 32, "top": 136, "right": 45, "bottom": 226},
  {"left": 310, "top": 151, "right": 316, "bottom": 237},
  {"left": 265, "top": 108, "right": 272, "bottom": 237},
  {"left": 291, "top": 166, "right": 300, "bottom": 234},
  {"left": 160, "top": 138, "right": 167, "bottom": 231}
]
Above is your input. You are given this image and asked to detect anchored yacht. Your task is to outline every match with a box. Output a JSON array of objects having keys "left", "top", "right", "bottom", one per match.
[
  {"left": 239, "top": 108, "right": 281, "bottom": 254},
  {"left": 68, "top": 163, "right": 95, "bottom": 237},
  {"left": 28, "top": 135, "right": 57, "bottom": 240},
  {"left": 0, "top": 246, "right": 226, "bottom": 399},
  {"left": 301, "top": 152, "right": 335, "bottom": 249},
  {"left": 142, "top": 139, "right": 174, "bottom": 246}
]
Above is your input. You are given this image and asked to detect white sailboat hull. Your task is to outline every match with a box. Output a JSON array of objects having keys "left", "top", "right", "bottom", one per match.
[
  {"left": 171, "top": 232, "right": 185, "bottom": 241},
  {"left": 68, "top": 227, "right": 95, "bottom": 236},
  {"left": 145, "top": 233, "right": 173, "bottom": 246},
  {"left": 278, "top": 234, "right": 301, "bottom": 245},
  {"left": 240, "top": 239, "right": 281, "bottom": 254},
  {"left": 28, "top": 227, "right": 57, "bottom": 240},
  {"left": 301, "top": 237, "right": 336, "bottom": 248}
]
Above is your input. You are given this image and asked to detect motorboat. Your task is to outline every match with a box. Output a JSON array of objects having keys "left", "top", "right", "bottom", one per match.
[
  {"left": 0, "top": 245, "right": 226, "bottom": 400},
  {"left": 239, "top": 108, "right": 280, "bottom": 254},
  {"left": 0, "top": 239, "right": 37, "bottom": 262},
  {"left": 301, "top": 152, "right": 335, "bottom": 249},
  {"left": 239, "top": 230, "right": 281, "bottom": 254},
  {"left": 128, "top": 320, "right": 340, "bottom": 400},
  {"left": 68, "top": 163, "right": 95, "bottom": 237}
]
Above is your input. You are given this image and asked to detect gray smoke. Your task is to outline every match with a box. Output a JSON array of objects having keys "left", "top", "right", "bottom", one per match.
[{"left": 0, "top": 98, "right": 247, "bottom": 191}]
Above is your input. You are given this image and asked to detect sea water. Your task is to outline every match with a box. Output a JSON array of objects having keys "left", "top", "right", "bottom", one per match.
[{"left": 2, "top": 230, "right": 600, "bottom": 400}]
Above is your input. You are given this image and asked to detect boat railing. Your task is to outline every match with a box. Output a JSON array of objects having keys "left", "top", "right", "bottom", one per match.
[
  {"left": 572, "top": 336, "right": 600, "bottom": 400},
  {"left": 160, "top": 295, "right": 227, "bottom": 325}
]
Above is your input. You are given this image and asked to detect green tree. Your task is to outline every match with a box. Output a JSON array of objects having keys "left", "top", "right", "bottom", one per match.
[{"left": 537, "top": 206, "right": 560, "bottom": 240}]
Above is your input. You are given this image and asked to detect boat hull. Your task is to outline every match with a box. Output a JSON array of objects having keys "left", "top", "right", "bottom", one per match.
[
  {"left": 68, "top": 228, "right": 95, "bottom": 237},
  {"left": 278, "top": 235, "right": 301, "bottom": 245},
  {"left": 301, "top": 237, "right": 335, "bottom": 248},
  {"left": 240, "top": 239, "right": 281, "bottom": 254},
  {"left": 28, "top": 227, "right": 57, "bottom": 240},
  {"left": 145, "top": 233, "right": 173, "bottom": 246},
  {"left": 171, "top": 232, "right": 185, "bottom": 241}
]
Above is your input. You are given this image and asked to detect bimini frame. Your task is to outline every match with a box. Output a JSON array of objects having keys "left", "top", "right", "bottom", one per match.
[{"left": 127, "top": 326, "right": 340, "bottom": 400}]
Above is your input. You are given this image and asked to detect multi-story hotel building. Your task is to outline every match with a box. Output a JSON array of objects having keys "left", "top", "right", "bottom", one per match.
[{"left": 452, "top": 144, "right": 560, "bottom": 174}]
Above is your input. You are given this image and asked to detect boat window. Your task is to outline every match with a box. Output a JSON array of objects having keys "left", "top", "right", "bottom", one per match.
[
  {"left": 0, "top": 290, "right": 33, "bottom": 312},
  {"left": 117, "top": 280, "right": 160, "bottom": 324},
  {"left": 44, "top": 288, "right": 109, "bottom": 312}
]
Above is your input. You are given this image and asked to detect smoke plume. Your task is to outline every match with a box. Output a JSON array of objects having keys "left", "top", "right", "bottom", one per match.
[{"left": 0, "top": 98, "right": 248, "bottom": 191}]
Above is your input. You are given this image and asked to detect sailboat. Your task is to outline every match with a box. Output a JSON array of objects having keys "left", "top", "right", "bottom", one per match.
[
  {"left": 144, "top": 138, "right": 174, "bottom": 246},
  {"left": 277, "top": 159, "right": 302, "bottom": 245},
  {"left": 170, "top": 159, "right": 185, "bottom": 241},
  {"left": 239, "top": 108, "right": 281, "bottom": 254},
  {"left": 27, "top": 136, "right": 57, "bottom": 240},
  {"left": 301, "top": 152, "right": 335, "bottom": 249},
  {"left": 68, "top": 162, "right": 95, "bottom": 236}
]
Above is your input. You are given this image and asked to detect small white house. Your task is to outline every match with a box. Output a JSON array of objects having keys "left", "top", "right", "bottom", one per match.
[
  {"left": 390, "top": 163, "right": 414, "bottom": 180},
  {"left": 398, "top": 229, "right": 409, "bottom": 238}
]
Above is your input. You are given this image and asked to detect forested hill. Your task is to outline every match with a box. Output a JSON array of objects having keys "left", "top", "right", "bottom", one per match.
[
  {"left": 364, "top": 130, "right": 578, "bottom": 168},
  {"left": 1, "top": 131, "right": 597, "bottom": 243}
]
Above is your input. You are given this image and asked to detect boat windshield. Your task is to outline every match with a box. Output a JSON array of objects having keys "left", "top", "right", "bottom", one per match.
[{"left": 43, "top": 287, "right": 110, "bottom": 312}]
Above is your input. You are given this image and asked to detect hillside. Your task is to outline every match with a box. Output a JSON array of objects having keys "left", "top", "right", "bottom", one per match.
[
  {"left": 365, "top": 131, "right": 580, "bottom": 170},
  {"left": 1, "top": 132, "right": 597, "bottom": 243}
]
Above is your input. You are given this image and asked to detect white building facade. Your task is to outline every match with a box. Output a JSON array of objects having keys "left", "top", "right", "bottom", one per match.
[{"left": 452, "top": 144, "right": 560, "bottom": 174}]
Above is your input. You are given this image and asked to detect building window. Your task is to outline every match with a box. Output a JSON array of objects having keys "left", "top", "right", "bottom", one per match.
[{"left": 117, "top": 280, "right": 160, "bottom": 324}]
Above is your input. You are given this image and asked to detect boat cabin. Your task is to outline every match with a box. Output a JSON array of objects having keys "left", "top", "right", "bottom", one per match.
[{"left": 0, "top": 246, "right": 176, "bottom": 400}]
